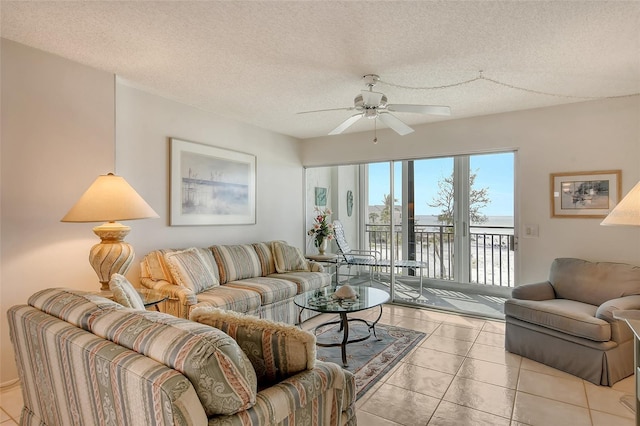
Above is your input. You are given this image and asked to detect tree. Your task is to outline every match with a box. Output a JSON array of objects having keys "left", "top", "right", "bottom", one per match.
[
  {"left": 428, "top": 171, "right": 490, "bottom": 225},
  {"left": 369, "top": 212, "right": 379, "bottom": 223},
  {"left": 380, "top": 194, "right": 398, "bottom": 223}
]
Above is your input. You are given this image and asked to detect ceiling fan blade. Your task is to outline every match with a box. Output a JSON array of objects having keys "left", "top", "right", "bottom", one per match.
[
  {"left": 297, "top": 107, "right": 355, "bottom": 115},
  {"left": 361, "top": 90, "right": 384, "bottom": 106},
  {"left": 378, "top": 112, "right": 414, "bottom": 135},
  {"left": 328, "top": 113, "right": 364, "bottom": 135},
  {"left": 387, "top": 104, "right": 451, "bottom": 116}
]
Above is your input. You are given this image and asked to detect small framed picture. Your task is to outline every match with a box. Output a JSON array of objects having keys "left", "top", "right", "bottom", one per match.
[
  {"left": 550, "top": 170, "right": 621, "bottom": 218},
  {"left": 170, "top": 138, "right": 256, "bottom": 225},
  {"left": 315, "top": 187, "right": 327, "bottom": 206}
]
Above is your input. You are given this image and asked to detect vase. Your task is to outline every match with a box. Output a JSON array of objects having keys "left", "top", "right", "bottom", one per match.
[{"left": 317, "top": 237, "right": 328, "bottom": 255}]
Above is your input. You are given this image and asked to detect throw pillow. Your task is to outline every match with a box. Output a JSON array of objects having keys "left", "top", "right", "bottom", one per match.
[
  {"left": 108, "top": 274, "right": 146, "bottom": 310},
  {"left": 210, "top": 244, "right": 262, "bottom": 284},
  {"left": 165, "top": 248, "right": 219, "bottom": 293},
  {"left": 272, "top": 242, "right": 310, "bottom": 273},
  {"left": 90, "top": 308, "right": 257, "bottom": 416},
  {"left": 190, "top": 307, "right": 316, "bottom": 387},
  {"left": 252, "top": 241, "right": 283, "bottom": 276},
  {"left": 140, "top": 249, "right": 174, "bottom": 283}
]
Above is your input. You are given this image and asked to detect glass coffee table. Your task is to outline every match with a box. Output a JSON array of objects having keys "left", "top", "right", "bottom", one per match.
[{"left": 294, "top": 285, "right": 390, "bottom": 367}]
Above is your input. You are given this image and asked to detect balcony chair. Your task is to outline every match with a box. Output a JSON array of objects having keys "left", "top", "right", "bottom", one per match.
[{"left": 332, "top": 219, "right": 427, "bottom": 298}]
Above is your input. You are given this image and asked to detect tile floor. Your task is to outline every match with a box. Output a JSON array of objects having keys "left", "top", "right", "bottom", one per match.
[{"left": 0, "top": 304, "right": 635, "bottom": 425}]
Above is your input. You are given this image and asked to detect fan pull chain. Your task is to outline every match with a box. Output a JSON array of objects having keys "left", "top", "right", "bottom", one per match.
[{"left": 373, "top": 119, "right": 378, "bottom": 144}]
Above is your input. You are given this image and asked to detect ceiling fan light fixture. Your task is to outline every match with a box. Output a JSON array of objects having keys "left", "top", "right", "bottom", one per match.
[
  {"left": 364, "top": 109, "right": 378, "bottom": 119},
  {"left": 298, "top": 73, "right": 451, "bottom": 136}
]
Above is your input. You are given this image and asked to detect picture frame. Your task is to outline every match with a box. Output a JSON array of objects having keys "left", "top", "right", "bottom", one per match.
[
  {"left": 170, "top": 138, "right": 256, "bottom": 225},
  {"left": 550, "top": 170, "right": 621, "bottom": 218},
  {"left": 315, "top": 187, "right": 327, "bottom": 206}
]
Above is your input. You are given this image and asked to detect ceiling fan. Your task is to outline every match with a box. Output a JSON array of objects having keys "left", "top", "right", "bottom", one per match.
[{"left": 298, "top": 74, "right": 451, "bottom": 136}]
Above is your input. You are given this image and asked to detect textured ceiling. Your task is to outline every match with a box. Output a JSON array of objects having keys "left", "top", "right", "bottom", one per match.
[{"left": 2, "top": 1, "right": 639, "bottom": 139}]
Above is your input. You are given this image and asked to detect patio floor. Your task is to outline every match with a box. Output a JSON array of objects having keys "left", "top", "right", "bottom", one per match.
[{"left": 339, "top": 273, "right": 508, "bottom": 320}]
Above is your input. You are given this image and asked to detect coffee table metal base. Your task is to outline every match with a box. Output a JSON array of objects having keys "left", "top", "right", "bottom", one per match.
[{"left": 310, "top": 305, "right": 383, "bottom": 367}]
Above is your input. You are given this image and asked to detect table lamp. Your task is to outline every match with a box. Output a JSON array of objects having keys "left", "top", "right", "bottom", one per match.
[
  {"left": 61, "top": 173, "right": 159, "bottom": 290},
  {"left": 601, "top": 179, "right": 640, "bottom": 413}
]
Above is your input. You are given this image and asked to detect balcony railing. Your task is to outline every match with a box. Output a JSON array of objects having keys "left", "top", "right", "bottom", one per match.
[{"left": 364, "top": 223, "right": 515, "bottom": 287}]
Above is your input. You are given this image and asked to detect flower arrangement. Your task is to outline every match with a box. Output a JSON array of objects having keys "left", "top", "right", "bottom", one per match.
[{"left": 307, "top": 207, "right": 334, "bottom": 248}]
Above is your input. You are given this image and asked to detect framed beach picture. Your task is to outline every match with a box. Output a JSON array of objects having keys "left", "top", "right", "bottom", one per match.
[
  {"left": 550, "top": 170, "right": 621, "bottom": 218},
  {"left": 170, "top": 138, "right": 256, "bottom": 225}
]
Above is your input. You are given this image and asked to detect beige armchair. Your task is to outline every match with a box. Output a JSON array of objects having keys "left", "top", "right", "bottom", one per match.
[{"left": 505, "top": 258, "right": 640, "bottom": 385}]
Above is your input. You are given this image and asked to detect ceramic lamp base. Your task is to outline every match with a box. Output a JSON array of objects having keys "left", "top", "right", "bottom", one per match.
[{"left": 90, "top": 222, "right": 134, "bottom": 291}]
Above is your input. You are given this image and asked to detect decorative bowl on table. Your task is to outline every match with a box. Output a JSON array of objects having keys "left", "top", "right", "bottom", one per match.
[{"left": 333, "top": 284, "right": 358, "bottom": 301}]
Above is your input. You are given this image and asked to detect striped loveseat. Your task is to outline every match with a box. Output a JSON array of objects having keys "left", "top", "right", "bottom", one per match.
[
  {"left": 140, "top": 241, "right": 331, "bottom": 322},
  {"left": 8, "top": 288, "right": 357, "bottom": 426}
]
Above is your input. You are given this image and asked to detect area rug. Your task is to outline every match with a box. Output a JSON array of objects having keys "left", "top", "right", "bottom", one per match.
[{"left": 315, "top": 320, "right": 426, "bottom": 399}]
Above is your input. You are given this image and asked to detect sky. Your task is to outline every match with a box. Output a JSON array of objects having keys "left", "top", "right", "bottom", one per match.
[{"left": 368, "top": 152, "right": 514, "bottom": 217}]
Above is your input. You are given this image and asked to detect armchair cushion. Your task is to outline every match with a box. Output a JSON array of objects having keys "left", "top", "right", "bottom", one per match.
[
  {"left": 211, "top": 244, "right": 263, "bottom": 284},
  {"left": 165, "top": 247, "right": 219, "bottom": 292},
  {"left": 272, "top": 242, "right": 310, "bottom": 273},
  {"left": 550, "top": 258, "right": 640, "bottom": 306},
  {"left": 191, "top": 307, "right": 316, "bottom": 387},
  {"left": 108, "top": 274, "right": 145, "bottom": 310},
  {"left": 505, "top": 298, "right": 611, "bottom": 342}
]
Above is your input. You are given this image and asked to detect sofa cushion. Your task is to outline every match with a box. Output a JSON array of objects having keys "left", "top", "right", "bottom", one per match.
[
  {"left": 165, "top": 247, "right": 219, "bottom": 292},
  {"left": 550, "top": 258, "right": 640, "bottom": 306},
  {"left": 88, "top": 309, "right": 258, "bottom": 416},
  {"left": 252, "top": 241, "right": 281, "bottom": 276},
  {"left": 225, "top": 277, "right": 298, "bottom": 305},
  {"left": 109, "top": 274, "right": 146, "bottom": 310},
  {"left": 194, "top": 286, "right": 263, "bottom": 314},
  {"left": 505, "top": 298, "right": 611, "bottom": 342},
  {"left": 190, "top": 307, "right": 316, "bottom": 387},
  {"left": 268, "top": 271, "right": 330, "bottom": 293},
  {"left": 272, "top": 242, "right": 310, "bottom": 273},
  {"left": 211, "top": 244, "right": 263, "bottom": 284}
]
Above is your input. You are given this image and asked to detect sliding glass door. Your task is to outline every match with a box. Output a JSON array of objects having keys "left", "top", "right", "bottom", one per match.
[
  {"left": 367, "top": 152, "right": 515, "bottom": 299},
  {"left": 305, "top": 151, "right": 515, "bottom": 312}
]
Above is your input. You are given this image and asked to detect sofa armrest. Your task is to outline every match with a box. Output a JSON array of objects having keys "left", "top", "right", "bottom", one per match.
[
  {"left": 511, "top": 281, "right": 555, "bottom": 301},
  {"left": 597, "top": 295, "right": 640, "bottom": 323},
  {"left": 307, "top": 261, "right": 325, "bottom": 273},
  {"left": 211, "top": 361, "right": 354, "bottom": 425},
  {"left": 139, "top": 277, "right": 197, "bottom": 318}
]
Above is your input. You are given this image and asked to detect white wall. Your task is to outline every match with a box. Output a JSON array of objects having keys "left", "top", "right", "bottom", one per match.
[
  {"left": 115, "top": 83, "right": 304, "bottom": 285},
  {"left": 1, "top": 39, "right": 115, "bottom": 384},
  {"left": 301, "top": 97, "right": 640, "bottom": 284}
]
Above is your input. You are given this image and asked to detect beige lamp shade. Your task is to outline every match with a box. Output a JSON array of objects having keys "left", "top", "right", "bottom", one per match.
[
  {"left": 601, "top": 180, "right": 640, "bottom": 227},
  {"left": 61, "top": 173, "right": 159, "bottom": 222},
  {"left": 61, "top": 173, "right": 158, "bottom": 290}
]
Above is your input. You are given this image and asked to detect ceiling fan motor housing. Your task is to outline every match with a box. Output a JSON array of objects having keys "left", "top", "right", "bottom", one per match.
[{"left": 362, "top": 74, "right": 380, "bottom": 87}]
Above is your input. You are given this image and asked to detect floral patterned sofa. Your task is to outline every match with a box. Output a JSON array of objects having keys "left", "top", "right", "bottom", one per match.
[
  {"left": 8, "top": 288, "right": 357, "bottom": 425},
  {"left": 140, "top": 241, "right": 331, "bottom": 322}
]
